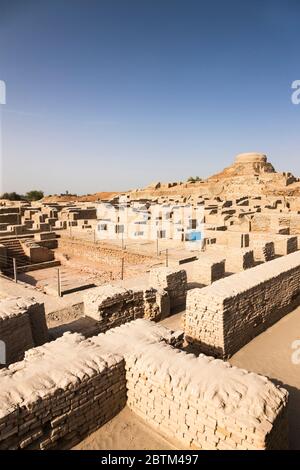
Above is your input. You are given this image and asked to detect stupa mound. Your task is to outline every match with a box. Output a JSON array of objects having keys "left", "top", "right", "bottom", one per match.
[
  {"left": 209, "top": 152, "right": 275, "bottom": 180},
  {"left": 235, "top": 153, "right": 267, "bottom": 164}
]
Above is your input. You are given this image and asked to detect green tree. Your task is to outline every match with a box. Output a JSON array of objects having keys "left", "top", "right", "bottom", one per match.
[
  {"left": 25, "top": 190, "right": 44, "bottom": 201},
  {"left": 187, "top": 176, "right": 201, "bottom": 183},
  {"left": 0, "top": 192, "right": 23, "bottom": 201}
]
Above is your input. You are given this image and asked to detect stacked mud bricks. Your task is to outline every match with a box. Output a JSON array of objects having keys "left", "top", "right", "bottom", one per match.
[
  {"left": 190, "top": 256, "right": 225, "bottom": 285},
  {"left": 0, "top": 297, "right": 48, "bottom": 367},
  {"left": 126, "top": 343, "right": 289, "bottom": 450},
  {"left": 225, "top": 248, "right": 255, "bottom": 273},
  {"left": 84, "top": 267, "right": 187, "bottom": 331},
  {"left": 185, "top": 251, "right": 300, "bottom": 358},
  {"left": 0, "top": 318, "right": 289, "bottom": 450},
  {"left": 83, "top": 285, "right": 160, "bottom": 332},
  {"left": 149, "top": 267, "right": 187, "bottom": 309},
  {"left": 0, "top": 333, "right": 126, "bottom": 450}
]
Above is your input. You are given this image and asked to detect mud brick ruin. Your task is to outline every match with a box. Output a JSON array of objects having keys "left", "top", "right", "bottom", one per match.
[
  {"left": 126, "top": 343, "right": 288, "bottom": 450},
  {"left": 0, "top": 333, "right": 127, "bottom": 450},
  {"left": 185, "top": 251, "right": 300, "bottom": 357},
  {"left": 189, "top": 254, "right": 225, "bottom": 285},
  {"left": 0, "top": 320, "right": 289, "bottom": 450},
  {"left": 1, "top": 152, "right": 300, "bottom": 450},
  {"left": 0, "top": 297, "right": 48, "bottom": 366},
  {"left": 149, "top": 267, "right": 187, "bottom": 308},
  {"left": 224, "top": 248, "right": 255, "bottom": 273}
]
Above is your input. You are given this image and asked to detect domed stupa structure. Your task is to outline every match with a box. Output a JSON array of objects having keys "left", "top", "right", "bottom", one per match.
[
  {"left": 234, "top": 152, "right": 267, "bottom": 164},
  {"left": 209, "top": 152, "right": 275, "bottom": 180}
]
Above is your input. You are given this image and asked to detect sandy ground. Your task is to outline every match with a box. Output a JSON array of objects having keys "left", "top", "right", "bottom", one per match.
[
  {"left": 0, "top": 274, "right": 68, "bottom": 312},
  {"left": 230, "top": 307, "right": 300, "bottom": 450},
  {"left": 73, "top": 407, "right": 177, "bottom": 450}
]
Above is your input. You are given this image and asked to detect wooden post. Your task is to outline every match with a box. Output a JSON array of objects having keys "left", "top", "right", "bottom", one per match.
[
  {"left": 156, "top": 237, "right": 159, "bottom": 256},
  {"left": 166, "top": 249, "right": 169, "bottom": 267},
  {"left": 121, "top": 257, "right": 124, "bottom": 280},
  {"left": 13, "top": 258, "right": 17, "bottom": 283},
  {"left": 57, "top": 268, "right": 62, "bottom": 297}
]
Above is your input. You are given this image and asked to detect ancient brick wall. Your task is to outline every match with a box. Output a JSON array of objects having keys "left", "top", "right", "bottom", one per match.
[
  {"left": 149, "top": 267, "right": 187, "bottom": 308},
  {"left": 250, "top": 240, "right": 275, "bottom": 261},
  {"left": 57, "top": 236, "right": 152, "bottom": 266},
  {"left": 185, "top": 252, "right": 300, "bottom": 358},
  {"left": 126, "top": 342, "right": 288, "bottom": 450},
  {"left": 0, "top": 318, "right": 289, "bottom": 450},
  {"left": 225, "top": 248, "right": 254, "bottom": 273},
  {"left": 84, "top": 285, "right": 154, "bottom": 332},
  {"left": 252, "top": 213, "right": 300, "bottom": 235},
  {"left": 189, "top": 257, "right": 225, "bottom": 285},
  {"left": 0, "top": 244, "right": 7, "bottom": 268},
  {"left": 0, "top": 213, "right": 19, "bottom": 225},
  {"left": 249, "top": 232, "right": 298, "bottom": 256},
  {"left": 0, "top": 297, "right": 48, "bottom": 367},
  {"left": 0, "top": 333, "right": 126, "bottom": 450}
]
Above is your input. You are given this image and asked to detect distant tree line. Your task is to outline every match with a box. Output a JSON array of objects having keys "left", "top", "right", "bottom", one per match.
[
  {"left": 187, "top": 176, "right": 202, "bottom": 182},
  {"left": 0, "top": 190, "right": 44, "bottom": 201}
]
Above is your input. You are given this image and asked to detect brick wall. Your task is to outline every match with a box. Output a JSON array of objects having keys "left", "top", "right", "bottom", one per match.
[
  {"left": 125, "top": 342, "right": 288, "bottom": 450},
  {"left": 225, "top": 248, "right": 255, "bottom": 273},
  {"left": 0, "top": 319, "right": 289, "bottom": 450},
  {"left": 57, "top": 236, "right": 152, "bottom": 266},
  {"left": 189, "top": 256, "right": 225, "bottom": 285},
  {"left": 84, "top": 285, "right": 145, "bottom": 332},
  {"left": 149, "top": 267, "right": 187, "bottom": 308},
  {"left": 185, "top": 252, "right": 300, "bottom": 358},
  {"left": 0, "top": 297, "right": 48, "bottom": 367},
  {"left": 0, "top": 333, "right": 126, "bottom": 450},
  {"left": 250, "top": 240, "right": 275, "bottom": 261}
]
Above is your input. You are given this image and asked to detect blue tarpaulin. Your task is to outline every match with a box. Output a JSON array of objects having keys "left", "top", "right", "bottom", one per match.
[{"left": 185, "top": 231, "right": 202, "bottom": 241}]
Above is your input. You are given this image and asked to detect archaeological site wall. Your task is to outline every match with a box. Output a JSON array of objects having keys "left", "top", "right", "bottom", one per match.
[
  {"left": 251, "top": 213, "right": 300, "bottom": 235},
  {"left": 0, "top": 319, "right": 289, "bottom": 450},
  {"left": 249, "top": 233, "right": 298, "bottom": 257},
  {"left": 224, "top": 248, "right": 254, "bottom": 273},
  {"left": 185, "top": 252, "right": 300, "bottom": 358},
  {"left": 89, "top": 320, "right": 289, "bottom": 450},
  {"left": 0, "top": 297, "right": 49, "bottom": 367},
  {"left": 149, "top": 267, "right": 187, "bottom": 308},
  {"left": 0, "top": 333, "right": 126, "bottom": 450},
  {"left": 57, "top": 236, "right": 153, "bottom": 267},
  {"left": 126, "top": 343, "right": 288, "bottom": 450},
  {"left": 83, "top": 285, "right": 162, "bottom": 332},
  {"left": 250, "top": 240, "right": 275, "bottom": 262},
  {"left": 188, "top": 256, "right": 225, "bottom": 285},
  {"left": 83, "top": 268, "right": 186, "bottom": 334}
]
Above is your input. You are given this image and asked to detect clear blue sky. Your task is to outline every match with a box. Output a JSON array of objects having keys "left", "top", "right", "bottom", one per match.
[{"left": 0, "top": 0, "right": 300, "bottom": 195}]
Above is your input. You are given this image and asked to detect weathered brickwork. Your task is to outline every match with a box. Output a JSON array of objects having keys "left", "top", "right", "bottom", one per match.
[
  {"left": 185, "top": 252, "right": 300, "bottom": 358},
  {"left": 84, "top": 284, "right": 172, "bottom": 332},
  {"left": 149, "top": 267, "right": 187, "bottom": 308},
  {"left": 251, "top": 240, "right": 275, "bottom": 261},
  {"left": 0, "top": 333, "right": 126, "bottom": 450},
  {"left": 83, "top": 285, "right": 145, "bottom": 332},
  {"left": 0, "top": 297, "right": 48, "bottom": 367},
  {"left": 125, "top": 343, "right": 289, "bottom": 450},
  {"left": 0, "top": 319, "right": 289, "bottom": 450},
  {"left": 225, "top": 248, "right": 255, "bottom": 273},
  {"left": 190, "top": 256, "right": 225, "bottom": 285}
]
